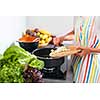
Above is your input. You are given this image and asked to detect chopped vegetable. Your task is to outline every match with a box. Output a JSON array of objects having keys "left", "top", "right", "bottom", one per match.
[{"left": 19, "top": 34, "right": 36, "bottom": 42}]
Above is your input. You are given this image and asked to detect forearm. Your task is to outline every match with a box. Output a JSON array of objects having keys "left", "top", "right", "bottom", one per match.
[
  {"left": 63, "top": 34, "right": 74, "bottom": 41},
  {"left": 60, "top": 30, "right": 74, "bottom": 42},
  {"left": 90, "top": 48, "right": 100, "bottom": 53},
  {"left": 75, "top": 46, "right": 100, "bottom": 56}
]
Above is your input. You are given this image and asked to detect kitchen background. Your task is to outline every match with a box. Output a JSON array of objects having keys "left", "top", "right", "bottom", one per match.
[
  {"left": 0, "top": 16, "right": 73, "bottom": 54},
  {"left": 0, "top": 1, "right": 98, "bottom": 99}
]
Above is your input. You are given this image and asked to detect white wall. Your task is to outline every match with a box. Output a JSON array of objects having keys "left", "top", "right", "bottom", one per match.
[
  {"left": 26, "top": 16, "right": 73, "bottom": 36},
  {"left": 0, "top": 16, "right": 26, "bottom": 54}
]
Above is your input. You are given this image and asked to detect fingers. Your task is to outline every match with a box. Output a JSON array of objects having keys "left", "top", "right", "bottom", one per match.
[
  {"left": 75, "top": 50, "right": 87, "bottom": 57},
  {"left": 53, "top": 37, "right": 60, "bottom": 46},
  {"left": 53, "top": 38, "right": 57, "bottom": 45},
  {"left": 76, "top": 52, "right": 85, "bottom": 57},
  {"left": 75, "top": 52, "right": 83, "bottom": 57},
  {"left": 76, "top": 46, "right": 85, "bottom": 50}
]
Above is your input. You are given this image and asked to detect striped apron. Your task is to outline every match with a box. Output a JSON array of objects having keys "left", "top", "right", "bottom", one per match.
[{"left": 73, "top": 16, "right": 100, "bottom": 83}]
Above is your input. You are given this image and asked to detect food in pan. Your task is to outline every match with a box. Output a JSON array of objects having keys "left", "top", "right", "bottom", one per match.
[{"left": 49, "top": 46, "right": 81, "bottom": 58}]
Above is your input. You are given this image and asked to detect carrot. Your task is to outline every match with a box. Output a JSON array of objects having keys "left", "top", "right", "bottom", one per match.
[{"left": 19, "top": 34, "right": 36, "bottom": 42}]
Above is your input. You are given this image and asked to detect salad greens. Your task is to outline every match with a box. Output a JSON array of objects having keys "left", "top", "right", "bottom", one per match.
[
  {"left": 0, "top": 45, "right": 44, "bottom": 83},
  {"left": 29, "top": 59, "right": 44, "bottom": 70},
  {"left": 0, "top": 58, "right": 24, "bottom": 83},
  {"left": 0, "top": 54, "right": 3, "bottom": 59},
  {"left": 3, "top": 45, "right": 36, "bottom": 64}
]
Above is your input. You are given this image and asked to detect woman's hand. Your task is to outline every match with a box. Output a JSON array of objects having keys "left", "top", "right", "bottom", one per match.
[
  {"left": 75, "top": 46, "right": 91, "bottom": 57},
  {"left": 53, "top": 31, "right": 74, "bottom": 46},
  {"left": 53, "top": 36, "right": 64, "bottom": 46}
]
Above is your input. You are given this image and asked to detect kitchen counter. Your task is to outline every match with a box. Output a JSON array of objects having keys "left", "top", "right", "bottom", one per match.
[{"left": 43, "top": 69, "right": 73, "bottom": 83}]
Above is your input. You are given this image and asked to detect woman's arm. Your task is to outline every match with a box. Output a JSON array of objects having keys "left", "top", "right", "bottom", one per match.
[
  {"left": 53, "top": 30, "right": 74, "bottom": 46},
  {"left": 59, "top": 30, "right": 74, "bottom": 42},
  {"left": 76, "top": 46, "right": 100, "bottom": 57},
  {"left": 90, "top": 48, "right": 100, "bottom": 53}
]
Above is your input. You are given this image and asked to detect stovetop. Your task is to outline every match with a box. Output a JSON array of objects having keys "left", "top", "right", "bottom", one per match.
[{"left": 42, "top": 67, "right": 66, "bottom": 80}]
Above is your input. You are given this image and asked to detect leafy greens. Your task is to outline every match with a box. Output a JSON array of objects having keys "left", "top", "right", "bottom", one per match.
[{"left": 0, "top": 45, "right": 44, "bottom": 83}]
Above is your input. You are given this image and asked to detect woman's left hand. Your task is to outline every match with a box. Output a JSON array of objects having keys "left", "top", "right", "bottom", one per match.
[{"left": 75, "top": 46, "right": 91, "bottom": 57}]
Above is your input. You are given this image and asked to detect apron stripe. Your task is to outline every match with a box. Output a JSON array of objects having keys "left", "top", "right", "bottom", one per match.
[
  {"left": 97, "top": 73, "right": 100, "bottom": 82},
  {"left": 91, "top": 35, "right": 97, "bottom": 47},
  {"left": 82, "top": 17, "right": 89, "bottom": 46},
  {"left": 88, "top": 17, "right": 95, "bottom": 42},
  {"left": 93, "top": 55, "right": 98, "bottom": 83},
  {"left": 95, "top": 68, "right": 99, "bottom": 83},
  {"left": 73, "top": 56, "right": 80, "bottom": 74},
  {"left": 93, "top": 39, "right": 99, "bottom": 48},
  {"left": 74, "top": 58, "right": 81, "bottom": 82},
  {"left": 86, "top": 17, "right": 92, "bottom": 46},
  {"left": 86, "top": 54, "right": 93, "bottom": 83},
  {"left": 96, "top": 42, "right": 100, "bottom": 48},
  {"left": 97, "top": 55, "right": 100, "bottom": 82},
  {"left": 89, "top": 56, "right": 95, "bottom": 82},
  {"left": 78, "top": 56, "right": 86, "bottom": 81},
  {"left": 83, "top": 54, "right": 90, "bottom": 83},
  {"left": 90, "top": 40, "right": 99, "bottom": 82}
]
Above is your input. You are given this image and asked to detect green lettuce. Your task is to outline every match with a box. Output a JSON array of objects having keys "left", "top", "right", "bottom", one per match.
[{"left": 0, "top": 45, "right": 44, "bottom": 83}]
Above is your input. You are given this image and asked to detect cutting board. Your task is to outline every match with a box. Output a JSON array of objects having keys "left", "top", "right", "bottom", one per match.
[{"left": 49, "top": 46, "right": 81, "bottom": 58}]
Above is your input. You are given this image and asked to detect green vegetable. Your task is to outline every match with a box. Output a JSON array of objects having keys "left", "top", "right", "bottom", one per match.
[
  {"left": 3, "top": 45, "right": 36, "bottom": 64},
  {"left": 0, "top": 54, "right": 3, "bottom": 60},
  {"left": 29, "top": 59, "right": 44, "bottom": 70},
  {"left": 3, "top": 45, "right": 44, "bottom": 69},
  {"left": 0, "top": 58, "right": 24, "bottom": 83},
  {"left": 0, "top": 45, "right": 44, "bottom": 83}
]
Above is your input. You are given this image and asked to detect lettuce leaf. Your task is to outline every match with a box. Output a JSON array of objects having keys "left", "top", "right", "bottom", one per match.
[{"left": 3, "top": 45, "right": 44, "bottom": 70}]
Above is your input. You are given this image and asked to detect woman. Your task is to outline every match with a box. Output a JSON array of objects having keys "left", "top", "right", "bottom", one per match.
[{"left": 53, "top": 16, "right": 100, "bottom": 83}]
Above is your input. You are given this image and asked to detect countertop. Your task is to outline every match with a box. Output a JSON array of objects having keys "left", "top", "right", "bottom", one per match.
[{"left": 43, "top": 69, "right": 73, "bottom": 83}]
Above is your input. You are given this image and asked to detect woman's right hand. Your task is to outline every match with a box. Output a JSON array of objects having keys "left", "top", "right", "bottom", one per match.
[
  {"left": 53, "top": 37, "right": 61, "bottom": 46},
  {"left": 53, "top": 36, "right": 64, "bottom": 46}
]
